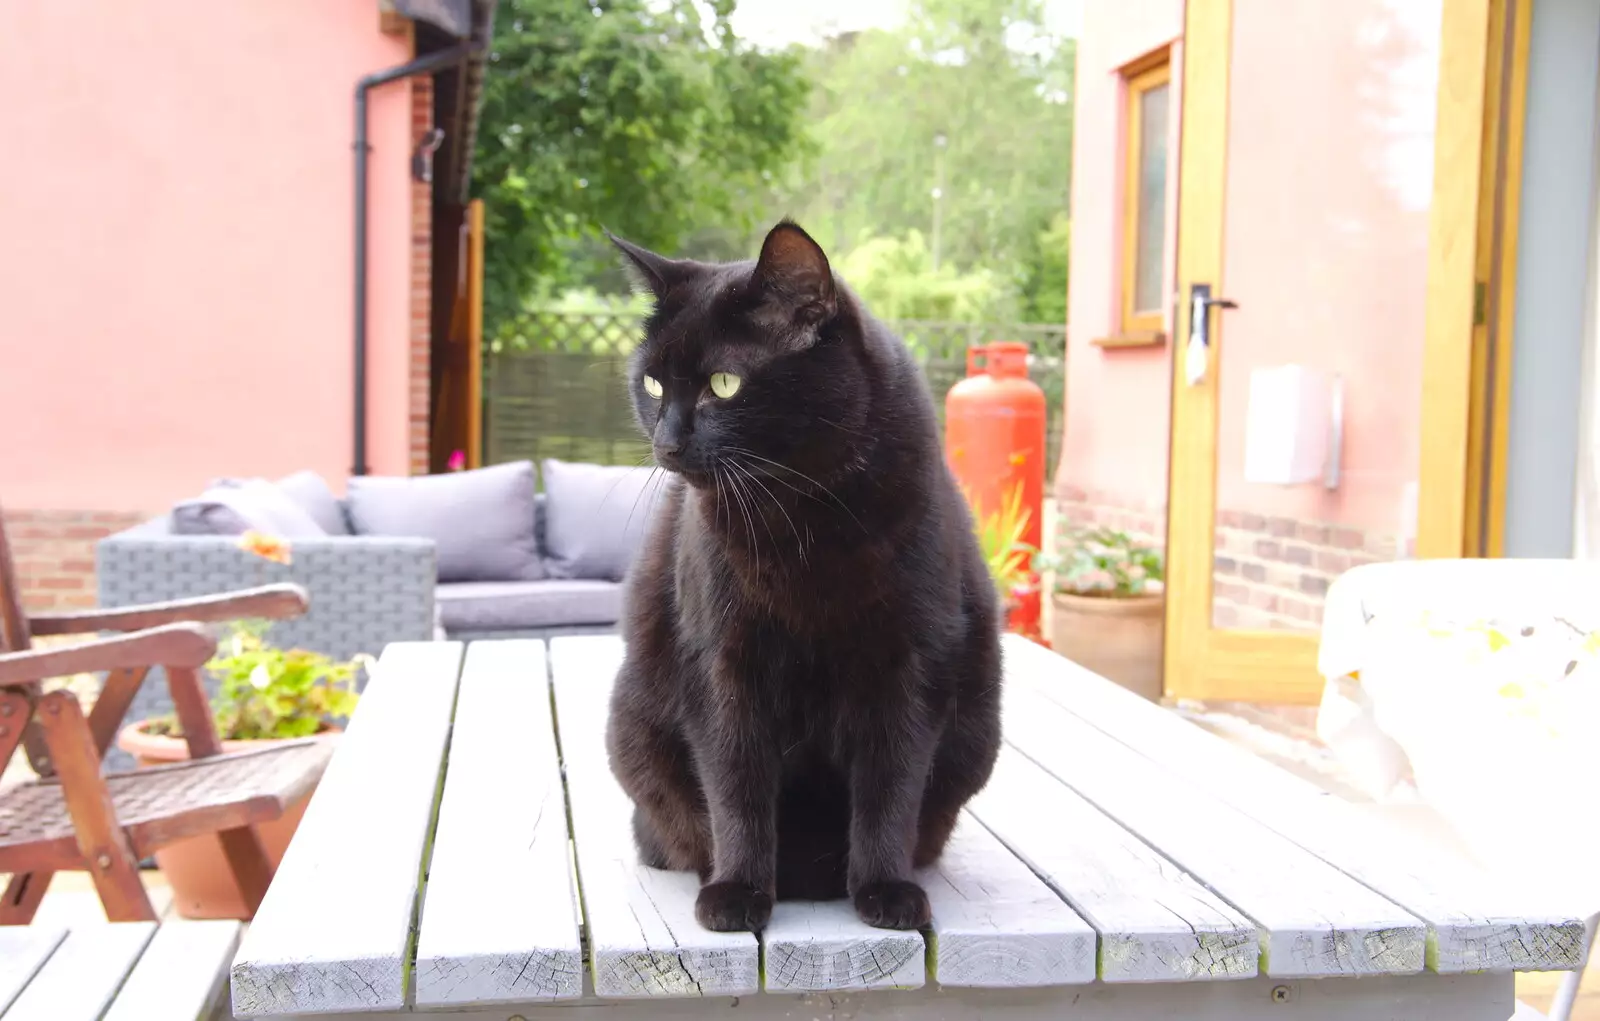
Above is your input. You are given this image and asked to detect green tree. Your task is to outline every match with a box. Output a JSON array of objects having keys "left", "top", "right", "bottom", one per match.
[
  {"left": 783, "top": 0, "right": 1074, "bottom": 319},
  {"left": 474, "top": 0, "right": 814, "bottom": 330}
]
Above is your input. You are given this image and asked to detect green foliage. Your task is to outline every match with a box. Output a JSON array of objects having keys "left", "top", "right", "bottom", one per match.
[
  {"left": 1020, "top": 213, "right": 1070, "bottom": 323},
  {"left": 966, "top": 481, "right": 1036, "bottom": 604},
  {"left": 781, "top": 0, "right": 1074, "bottom": 301},
  {"left": 474, "top": 0, "right": 815, "bottom": 329},
  {"left": 182, "top": 621, "right": 368, "bottom": 741},
  {"left": 1037, "top": 526, "right": 1164, "bottom": 598},
  {"left": 838, "top": 231, "right": 1016, "bottom": 322}
]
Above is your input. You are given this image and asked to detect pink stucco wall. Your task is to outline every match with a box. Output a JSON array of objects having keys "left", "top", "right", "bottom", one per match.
[
  {"left": 1059, "top": 0, "right": 1441, "bottom": 543},
  {"left": 1056, "top": 0, "right": 1184, "bottom": 519},
  {"left": 0, "top": 2, "right": 417, "bottom": 514},
  {"left": 1214, "top": 0, "right": 1441, "bottom": 534}
]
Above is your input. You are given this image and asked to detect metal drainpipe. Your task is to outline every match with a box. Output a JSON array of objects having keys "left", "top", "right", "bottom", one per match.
[{"left": 352, "top": 41, "right": 480, "bottom": 477}]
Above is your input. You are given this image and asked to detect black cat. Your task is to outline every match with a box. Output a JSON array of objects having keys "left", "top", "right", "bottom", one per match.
[{"left": 603, "top": 220, "right": 1002, "bottom": 934}]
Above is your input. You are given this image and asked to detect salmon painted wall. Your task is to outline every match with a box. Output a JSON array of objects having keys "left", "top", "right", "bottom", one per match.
[
  {"left": 1056, "top": 0, "right": 1184, "bottom": 528},
  {"left": 0, "top": 2, "right": 416, "bottom": 514},
  {"left": 1212, "top": 0, "right": 1441, "bottom": 536},
  {"left": 1060, "top": 0, "right": 1441, "bottom": 545}
]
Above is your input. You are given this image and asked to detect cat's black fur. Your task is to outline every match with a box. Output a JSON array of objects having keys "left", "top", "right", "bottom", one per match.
[{"left": 603, "top": 221, "right": 1002, "bottom": 934}]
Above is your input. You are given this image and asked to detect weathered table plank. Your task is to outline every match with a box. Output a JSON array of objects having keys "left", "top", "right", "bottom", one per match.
[
  {"left": 549, "top": 636, "right": 761, "bottom": 998},
  {"left": 1001, "top": 675, "right": 1428, "bottom": 978},
  {"left": 0, "top": 928, "right": 65, "bottom": 1015},
  {"left": 415, "top": 640, "right": 584, "bottom": 1007},
  {"left": 918, "top": 814, "right": 1097, "bottom": 988},
  {"left": 103, "top": 919, "right": 240, "bottom": 1021},
  {"left": 231, "top": 641, "right": 466, "bottom": 1016},
  {"left": 1000, "top": 634, "right": 1589, "bottom": 974},
  {"left": 763, "top": 900, "right": 926, "bottom": 993},
  {"left": 968, "top": 746, "right": 1259, "bottom": 983},
  {"left": 231, "top": 972, "right": 1516, "bottom": 1021},
  {"left": 2, "top": 922, "right": 155, "bottom": 1021}
]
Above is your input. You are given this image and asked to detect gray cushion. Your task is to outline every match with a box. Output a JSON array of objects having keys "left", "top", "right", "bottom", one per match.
[
  {"left": 435, "top": 579, "right": 622, "bottom": 631},
  {"left": 172, "top": 479, "right": 327, "bottom": 537},
  {"left": 541, "top": 459, "right": 663, "bottom": 581},
  {"left": 346, "top": 460, "right": 544, "bottom": 583},
  {"left": 276, "top": 470, "right": 350, "bottom": 535}
]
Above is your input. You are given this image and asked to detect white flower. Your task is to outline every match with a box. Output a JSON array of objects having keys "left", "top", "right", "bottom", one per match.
[{"left": 249, "top": 664, "right": 272, "bottom": 691}]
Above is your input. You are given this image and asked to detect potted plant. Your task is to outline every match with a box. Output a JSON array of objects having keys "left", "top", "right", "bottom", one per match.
[
  {"left": 1036, "top": 525, "right": 1166, "bottom": 700},
  {"left": 967, "top": 482, "right": 1044, "bottom": 642},
  {"left": 116, "top": 618, "right": 369, "bottom": 919}
]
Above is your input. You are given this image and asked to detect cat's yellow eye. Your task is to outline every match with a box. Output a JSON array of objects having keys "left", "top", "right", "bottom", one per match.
[
  {"left": 710, "top": 372, "right": 741, "bottom": 399},
  {"left": 642, "top": 375, "right": 663, "bottom": 399}
]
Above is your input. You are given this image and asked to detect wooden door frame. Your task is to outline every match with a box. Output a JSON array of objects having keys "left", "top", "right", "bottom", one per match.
[{"left": 1162, "top": 0, "right": 1511, "bottom": 704}]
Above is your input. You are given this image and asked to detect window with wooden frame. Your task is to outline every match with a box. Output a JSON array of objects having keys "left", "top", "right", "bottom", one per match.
[{"left": 1103, "top": 54, "right": 1172, "bottom": 348}]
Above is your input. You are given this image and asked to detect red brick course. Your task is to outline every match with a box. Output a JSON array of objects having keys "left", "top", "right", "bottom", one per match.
[
  {"left": 409, "top": 75, "right": 434, "bottom": 476},
  {"left": 3, "top": 509, "right": 145, "bottom": 612}
]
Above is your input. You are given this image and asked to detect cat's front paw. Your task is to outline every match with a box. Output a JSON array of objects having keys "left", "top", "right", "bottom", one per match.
[
  {"left": 853, "top": 880, "right": 931, "bottom": 930},
  {"left": 695, "top": 881, "right": 773, "bottom": 933}
]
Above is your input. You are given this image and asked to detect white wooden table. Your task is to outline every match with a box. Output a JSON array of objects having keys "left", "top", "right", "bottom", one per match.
[{"left": 228, "top": 635, "right": 1587, "bottom": 1020}]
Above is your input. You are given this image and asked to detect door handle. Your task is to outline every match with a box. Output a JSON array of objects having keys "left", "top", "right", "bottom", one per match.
[{"left": 1185, "top": 283, "right": 1238, "bottom": 386}]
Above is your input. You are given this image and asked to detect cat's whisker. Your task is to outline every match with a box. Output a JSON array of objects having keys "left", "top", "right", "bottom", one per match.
[
  {"left": 728, "top": 458, "right": 806, "bottom": 562},
  {"left": 623, "top": 465, "right": 665, "bottom": 539},
  {"left": 726, "top": 447, "right": 867, "bottom": 533},
  {"left": 722, "top": 462, "right": 764, "bottom": 579}
]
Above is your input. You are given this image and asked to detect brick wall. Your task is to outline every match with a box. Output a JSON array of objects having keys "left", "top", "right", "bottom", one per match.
[
  {"left": 3, "top": 509, "right": 145, "bottom": 612},
  {"left": 409, "top": 74, "right": 434, "bottom": 476},
  {"left": 1055, "top": 487, "right": 1404, "bottom": 629},
  {"left": 1212, "top": 511, "right": 1399, "bottom": 630}
]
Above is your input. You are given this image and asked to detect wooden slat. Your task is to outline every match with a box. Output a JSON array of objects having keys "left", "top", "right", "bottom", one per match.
[
  {"left": 918, "top": 814, "right": 1097, "bottom": 988},
  {"left": 762, "top": 899, "right": 925, "bottom": 993},
  {"left": 2, "top": 922, "right": 155, "bottom": 1021},
  {"left": 1000, "top": 675, "right": 1428, "bottom": 978},
  {"left": 969, "top": 747, "right": 1258, "bottom": 983},
  {"left": 103, "top": 920, "right": 241, "bottom": 1021},
  {"left": 230, "top": 641, "right": 466, "bottom": 1017},
  {"left": 0, "top": 927, "right": 65, "bottom": 1014},
  {"left": 548, "top": 636, "right": 760, "bottom": 998},
  {"left": 415, "top": 641, "right": 583, "bottom": 1006},
  {"left": 1001, "top": 635, "right": 1588, "bottom": 973}
]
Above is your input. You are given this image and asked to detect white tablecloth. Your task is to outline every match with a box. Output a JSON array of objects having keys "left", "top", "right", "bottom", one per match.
[{"left": 1317, "top": 559, "right": 1600, "bottom": 904}]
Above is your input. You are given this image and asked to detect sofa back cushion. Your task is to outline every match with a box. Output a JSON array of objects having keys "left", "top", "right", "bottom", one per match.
[
  {"left": 275, "top": 470, "right": 351, "bottom": 535},
  {"left": 346, "top": 460, "right": 544, "bottom": 582},
  {"left": 172, "top": 479, "right": 327, "bottom": 538},
  {"left": 541, "top": 458, "right": 664, "bottom": 581}
]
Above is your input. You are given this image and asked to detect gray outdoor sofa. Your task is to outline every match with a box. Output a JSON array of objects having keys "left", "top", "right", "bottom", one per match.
[{"left": 96, "top": 458, "right": 659, "bottom": 768}]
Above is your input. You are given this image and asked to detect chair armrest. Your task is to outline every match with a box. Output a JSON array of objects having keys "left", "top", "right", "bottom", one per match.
[
  {"left": 0, "top": 623, "right": 218, "bottom": 686},
  {"left": 28, "top": 584, "right": 310, "bottom": 637}
]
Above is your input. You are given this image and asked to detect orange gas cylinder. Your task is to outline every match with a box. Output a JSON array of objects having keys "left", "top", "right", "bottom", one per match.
[{"left": 945, "top": 342, "right": 1047, "bottom": 636}]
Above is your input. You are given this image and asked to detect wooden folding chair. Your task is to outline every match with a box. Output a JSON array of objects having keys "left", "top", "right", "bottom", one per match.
[{"left": 0, "top": 508, "right": 333, "bottom": 923}]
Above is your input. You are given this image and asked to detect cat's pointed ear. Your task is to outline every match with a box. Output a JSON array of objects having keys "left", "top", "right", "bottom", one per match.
[
  {"left": 606, "top": 230, "right": 691, "bottom": 301},
  {"left": 751, "top": 221, "right": 837, "bottom": 330}
]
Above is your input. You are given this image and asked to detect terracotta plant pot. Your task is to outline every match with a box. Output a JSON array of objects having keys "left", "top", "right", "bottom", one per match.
[
  {"left": 1048, "top": 590, "right": 1165, "bottom": 701},
  {"left": 116, "top": 720, "right": 336, "bottom": 919}
]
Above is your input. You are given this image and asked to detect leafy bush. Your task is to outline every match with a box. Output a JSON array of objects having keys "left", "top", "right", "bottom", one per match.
[
  {"left": 838, "top": 231, "right": 1017, "bottom": 322},
  {"left": 1037, "top": 526, "right": 1164, "bottom": 598},
  {"left": 148, "top": 621, "right": 370, "bottom": 741}
]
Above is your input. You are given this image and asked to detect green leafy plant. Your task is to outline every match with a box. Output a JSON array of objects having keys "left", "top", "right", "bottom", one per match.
[
  {"left": 1037, "top": 525, "right": 1164, "bottom": 598},
  {"left": 966, "top": 481, "right": 1036, "bottom": 603},
  {"left": 148, "top": 621, "right": 369, "bottom": 741}
]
